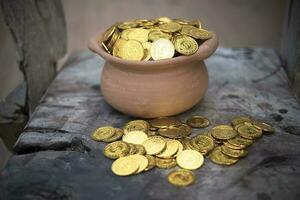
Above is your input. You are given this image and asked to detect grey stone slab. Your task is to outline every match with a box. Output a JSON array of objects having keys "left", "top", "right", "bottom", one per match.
[{"left": 1, "top": 48, "right": 300, "bottom": 200}]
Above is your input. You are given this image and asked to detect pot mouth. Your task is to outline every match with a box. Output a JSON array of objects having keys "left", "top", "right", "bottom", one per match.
[{"left": 88, "top": 29, "right": 218, "bottom": 70}]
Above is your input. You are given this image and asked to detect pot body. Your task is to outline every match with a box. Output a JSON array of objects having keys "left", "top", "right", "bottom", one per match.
[{"left": 100, "top": 60, "right": 208, "bottom": 118}]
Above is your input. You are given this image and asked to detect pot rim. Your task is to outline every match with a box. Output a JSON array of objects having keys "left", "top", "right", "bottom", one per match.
[{"left": 88, "top": 29, "right": 218, "bottom": 69}]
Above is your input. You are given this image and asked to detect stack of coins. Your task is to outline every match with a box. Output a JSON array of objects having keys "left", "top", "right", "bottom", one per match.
[
  {"left": 100, "top": 16, "right": 212, "bottom": 61},
  {"left": 91, "top": 115, "right": 274, "bottom": 187}
]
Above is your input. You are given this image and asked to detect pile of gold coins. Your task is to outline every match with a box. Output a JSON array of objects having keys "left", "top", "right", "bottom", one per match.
[
  {"left": 100, "top": 16, "right": 212, "bottom": 61},
  {"left": 91, "top": 116, "right": 274, "bottom": 187}
]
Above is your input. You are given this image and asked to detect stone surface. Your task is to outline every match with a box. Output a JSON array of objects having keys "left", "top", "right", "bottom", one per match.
[{"left": 1, "top": 48, "right": 300, "bottom": 200}]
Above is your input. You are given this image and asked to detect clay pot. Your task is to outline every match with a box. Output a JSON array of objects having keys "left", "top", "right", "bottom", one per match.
[{"left": 88, "top": 31, "right": 218, "bottom": 118}]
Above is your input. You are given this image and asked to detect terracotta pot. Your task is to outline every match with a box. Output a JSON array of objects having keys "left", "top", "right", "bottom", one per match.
[{"left": 88, "top": 30, "right": 218, "bottom": 118}]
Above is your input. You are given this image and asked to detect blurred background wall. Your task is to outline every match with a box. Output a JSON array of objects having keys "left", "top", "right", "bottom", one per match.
[{"left": 0, "top": 0, "right": 285, "bottom": 169}]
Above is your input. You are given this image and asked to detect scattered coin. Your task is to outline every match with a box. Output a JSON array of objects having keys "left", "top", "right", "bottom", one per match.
[
  {"left": 144, "top": 155, "right": 156, "bottom": 171},
  {"left": 155, "top": 157, "right": 177, "bottom": 169},
  {"left": 220, "top": 145, "right": 248, "bottom": 158},
  {"left": 122, "top": 130, "right": 148, "bottom": 144},
  {"left": 211, "top": 125, "right": 237, "bottom": 140},
  {"left": 103, "top": 141, "right": 129, "bottom": 159},
  {"left": 91, "top": 126, "right": 115, "bottom": 141},
  {"left": 112, "top": 156, "right": 140, "bottom": 176},
  {"left": 123, "top": 120, "right": 149, "bottom": 134},
  {"left": 142, "top": 136, "right": 166, "bottom": 155},
  {"left": 237, "top": 124, "right": 262, "bottom": 140},
  {"left": 101, "top": 128, "right": 124, "bottom": 143},
  {"left": 156, "top": 139, "right": 179, "bottom": 158},
  {"left": 186, "top": 115, "right": 210, "bottom": 128},
  {"left": 167, "top": 169, "right": 195, "bottom": 187},
  {"left": 209, "top": 146, "right": 239, "bottom": 165},
  {"left": 176, "top": 150, "right": 204, "bottom": 170}
]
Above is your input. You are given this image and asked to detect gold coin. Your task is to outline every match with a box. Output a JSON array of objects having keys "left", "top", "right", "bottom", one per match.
[
  {"left": 186, "top": 115, "right": 210, "bottom": 128},
  {"left": 148, "top": 30, "right": 172, "bottom": 41},
  {"left": 101, "top": 128, "right": 124, "bottom": 142},
  {"left": 120, "top": 28, "right": 133, "bottom": 40},
  {"left": 149, "top": 117, "right": 182, "bottom": 128},
  {"left": 142, "top": 136, "right": 166, "bottom": 155},
  {"left": 221, "top": 145, "right": 247, "bottom": 158},
  {"left": 142, "top": 42, "right": 152, "bottom": 61},
  {"left": 158, "top": 126, "right": 185, "bottom": 139},
  {"left": 156, "top": 139, "right": 179, "bottom": 158},
  {"left": 159, "top": 22, "right": 182, "bottom": 33},
  {"left": 150, "top": 38, "right": 175, "bottom": 60},
  {"left": 144, "top": 155, "right": 156, "bottom": 171},
  {"left": 211, "top": 125, "right": 237, "bottom": 140},
  {"left": 118, "top": 22, "right": 138, "bottom": 30},
  {"left": 189, "top": 28, "right": 212, "bottom": 40},
  {"left": 104, "top": 141, "right": 129, "bottom": 159},
  {"left": 129, "top": 154, "right": 149, "bottom": 174},
  {"left": 157, "top": 16, "right": 172, "bottom": 23},
  {"left": 106, "top": 28, "right": 120, "bottom": 51},
  {"left": 112, "top": 38, "right": 127, "bottom": 57},
  {"left": 123, "top": 120, "right": 149, "bottom": 134},
  {"left": 111, "top": 156, "right": 139, "bottom": 176},
  {"left": 127, "top": 143, "right": 137, "bottom": 155},
  {"left": 174, "top": 35, "right": 198, "bottom": 55},
  {"left": 167, "top": 169, "right": 195, "bottom": 187},
  {"left": 173, "top": 140, "right": 184, "bottom": 157},
  {"left": 122, "top": 130, "right": 148, "bottom": 145},
  {"left": 119, "top": 40, "right": 144, "bottom": 61},
  {"left": 191, "top": 135, "right": 215, "bottom": 155},
  {"left": 176, "top": 150, "right": 204, "bottom": 170},
  {"left": 101, "top": 42, "right": 110, "bottom": 54},
  {"left": 174, "top": 18, "right": 190, "bottom": 25},
  {"left": 189, "top": 19, "right": 202, "bottom": 28},
  {"left": 91, "top": 126, "right": 115, "bottom": 141},
  {"left": 155, "top": 157, "right": 177, "bottom": 169},
  {"left": 209, "top": 146, "right": 238, "bottom": 165},
  {"left": 135, "top": 144, "right": 146, "bottom": 155},
  {"left": 252, "top": 121, "right": 274, "bottom": 134},
  {"left": 228, "top": 136, "right": 253, "bottom": 147},
  {"left": 223, "top": 141, "right": 245, "bottom": 150},
  {"left": 103, "top": 25, "right": 116, "bottom": 42},
  {"left": 127, "top": 28, "right": 150, "bottom": 43},
  {"left": 179, "top": 124, "right": 192, "bottom": 137},
  {"left": 237, "top": 124, "right": 262, "bottom": 139},
  {"left": 181, "top": 25, "right": 197, "bottom": 35},
  {"left": 231, "top": 116, "right": 252, "bottom": 126}
]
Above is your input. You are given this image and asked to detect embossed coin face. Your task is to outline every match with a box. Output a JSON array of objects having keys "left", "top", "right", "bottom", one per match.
[
  {"left": 150, "top": 38, "right": 175, "bottom": 60},
  {"left": 189, "top": 28, "right": 212, "bottom": 40},
  {"left": 211, "top": 125, "right": 237, "bottom": 140},
  {"left": 186, "top": 115, "right": 210, "bottom": 128},
  {"left": 174, "top": 35, "right": 198, "bottom": 55},
  {"left": 231, "top": 116, "right": 252, "bottom": 126},
  {"left": 119, "top": 40, "right": 144, "bottom": 61},
  {"left": 237, "top": 124, "right": 262, "bottom": 139},
  {"left": 123, "top": 120, "right": 149, "bottom": 134},
  {"left": 191, "top": 135, "right": 215, "bottom": 154},
  {"left": 104, "top": 141, "right": 129, "bottom": 159},
  {"left": 122, "top": 131, "right": 148, "bottom": 145},
  {"left": 167, "top": 169, "right": 195, "bottom": 187},
  {"left": 91, "top": 126, "right": 116, "bottom": 141},
  {"left": 101, "top": 128, "right": 124, "bottom": 143},
  {"left": 142, "top": 136, "right": 166, "bottom": 155},
  {"left": 176, "top": 150, "right": 204, "bottom": 170},
  {"left": 112, "top": 156, "right": 139, "bottom": 176}
]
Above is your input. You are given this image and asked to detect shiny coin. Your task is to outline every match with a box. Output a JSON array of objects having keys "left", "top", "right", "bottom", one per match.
[
  {"left": 123, "top": 120, "right": 149, "bottom": 134},
  {"left": 149, "top": 117, "right": 182, "bottom": 128},
  {"left": 221, "top": 145, "right": 247, "bottom": 158},
  {"left": 112, "top": 38, "right": 127, "bottom": 57},
  {"left": 112, "top": 156, "right": 139, "bottom": 176},
  {"left": 211, "top": 125, "right": 237, "bottom": 140},
  {"left": 231, "top": 116, "right": 252, "bottom": 126},
  {"left": 176, "top": 150, "right": 204, "bottom": 170},
  {"left": 156, "top": 139, "right": 179, "bottom": 158},
  {"left": 127, "top": 143, "right": 138, "bottom": 155},
  {"left": 130, "top": 154, "right": 149, "bottom": 174},
  {"left": 179, "top": 124, "right": 192, "bottom": 137},
  {"left": 150, "top": 38, "right": 175, "bottom": 60},
  {"left": 189, "top": 28, "right": 212, "bottom": 40},
  {"left": 186, "top": 115, "right": 210, "bottom": 128},
  {"left": 91, "top": 126, "right": 115, "bottom": 141},
  {"left": 142, "top": 136, "right": 166, "bottom": 155},
  {"left": 252, "top": 121, "right": 274, "bottom": 134},
  {"left": 127, "top": 28, "right": 150, "bottom": 43},
  {"left": 119, "top": 40, "right": 144, "bottom": 61},
  {"left": 155, "top": 157, "right": 177, "bottom": 169},
  {"left": 158, "top": 126, "right": 185, "bottom": 139},
  {"left": 237, "top": 124, "right": 262, "bottom": 139},
  {"left": 120, "top": 28, "right": 133, "bottom": 40},
  {"left": 174, "top": 35, "right": 198, "bottom": 55},
  {"left": 191, "top": 135, "right": 215, "bottom": 155},
  {"left": 144, "top": 155, "right": 156, "bottom": 171},
  {"left": 159, "top": 22, "right": 182, "bottom": 33},
  {"left": 104, "top": 141, "right": 129, "bottom": 159},
  {"left": 209, "top": 146, "right": 239, "bottom": 166},
  {"left": 101, "top": 42, "right": 110, "bottom": 54},
  {"left": 142, "top": 42, "right": 152, "bottom": 61},
  {"left": 102, "top": 128, "right": 124, "bottom": 142},
  {"left": 148, "top": 30, "right": 172, "bottom": 41},
  {"left": 103, "top": 25, "right": 116, "bottom": 42},
  {"left": 228, "top": 136, "right": 253, "bottom": 147},
  {"left": 223, "top": 141, "right": 246, "bottom": 150},
  {"left": 118, "top": 22, "right": 138, "bottom": 30},
  {"left": 122, "top": 130, "right": 148, "bottom": 145},
  {"left": 173, "top": 140, "right": 184, "bottom": 157},
  {"left": 167, "top": 169, "right": 195, "bottom": 187}
]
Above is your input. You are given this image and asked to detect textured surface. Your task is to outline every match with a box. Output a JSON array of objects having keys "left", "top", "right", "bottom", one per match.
[{"left": 1, "top": 48, "right": 300, "bottom": 200}]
